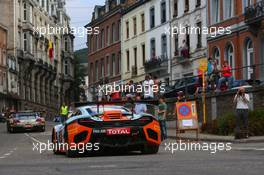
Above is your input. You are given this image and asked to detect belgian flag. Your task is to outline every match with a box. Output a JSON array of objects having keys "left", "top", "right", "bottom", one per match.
[{"left": 48, "top": 40, "right": 54, "bottom": 62}]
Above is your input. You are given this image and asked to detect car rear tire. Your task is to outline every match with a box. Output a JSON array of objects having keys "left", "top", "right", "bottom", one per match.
[
  {"left": 141, "top": 145, "right": 159, "bottom": 154},
  {"left": 64, "top": 130, "right": 79, "bottom": 158},
  {"left": 40, "top": 126, "right": 45, "bottom": 132}
]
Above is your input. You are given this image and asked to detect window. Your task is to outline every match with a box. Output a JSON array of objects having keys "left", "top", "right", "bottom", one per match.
[
  {"left": 223, "top": 0, "right": 234, "bottom": 19},
  {"left": 106, "top": 56, "right": 110, "bottom": 76},
  {"left": 100, "top": 29, "right": 105, "bottom": 48},
  {"left": 174, "top": 33, "right": 179, "bottom": 56},
  {"left": 90, "top": 63, "right": 94, "bottom": 82},
  {"left": 242, "top": 0, "right": 253, "bottom": 13},
  {"left": 29, "top": 5, "right": 33, "bottom": 23},
  {"left": 29, "top": 34, "right": 33, "bottom": 54},
  {"left": 101, "top": 59, "right": 104, "bottom": 77},
  {"left": 117, "top": 20, "right": 121, "bottom": 41},
  {"left": 196, "top": 0, "right": 201, "bottom": 7},
  {"left": 23, "top": 3, "right": 27, "bottom": 21},
  {"left": 225, "top": 44, "right": 235, "bottom": 74},
  {"left": 150, "top": 7, "right": 155, "bottom": 29},
  {"left": 134, "top": 47, "right": 137, "bottom": 68},
  {"left": 173, "top": 0, "right": 178, "bottom": 17},
  {"left": 142, "top": 44, "right": 146, "bottom": 65},
  {"left": 126, "top": 21, "right": 129, "bottom": 39},
  {"left": 150, "top": 38, "right": 156, "bottom": 59},
  {"left": 118, "top": 52, "right": 121, "bottom": 74},
  {"left": 95, "top": 61, "right": 99, "bottom": 81},
  {"left": 95, "top": 35, "right": 99, "bottom": 50},
  {"left": 185, "top": 0, "right": 189, "bottom": 12},
  {"left": 196, "top": 22, "right": 202, "bottom": 48},
  {"left": 112, "top": 23, "right": 116, "bottom": 42},
  {"left": 126, "top": 50, "right": 130, "bottom": 71},
  {"left": 23, "top": 33, "right": 27, "bottom": 51},
  {"left": 245, "top": 39, "right": 254, "bottom": 79},
  {"left": 211, "top": 0, "right": 220, "bottom": 24},
  {"left": 106, "top": 26, "right": 110, "bottom": 46},
  {"left": 112, "top": 54, "right": 115, "bottom": 76},
  {"left": 133, "top": 17, "right": 137, "bottom": 36},
  {"left": 141, "top": 13, "right": 145, "bottom": 32},
  {"left": 161, "top": 35, "right": 167, "bottom": 57},
  {"left": 65, "top": 60, "right": 68, "bottom": 75},
  {"left": 161, "top": 1, "right": 166, "bottom": 23},
  {"left": 212, "top": 47, "right": 220, "bottom": 64},
  {"left": 64, "top": 38, "right": 68, "bottom": 51}
]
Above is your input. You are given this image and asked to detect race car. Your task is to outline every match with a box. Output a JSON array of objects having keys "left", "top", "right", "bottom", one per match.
[
  {"left": 6, "top": 111, "right": 45, "bottom": 133},
  {"left": 52, "top": 104, "right": 161, "bottom": 157}
]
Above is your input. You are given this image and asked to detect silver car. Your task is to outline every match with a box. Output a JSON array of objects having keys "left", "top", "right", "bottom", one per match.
[{"left": 7, "top": 111, "right": 45, "bottom": 133}]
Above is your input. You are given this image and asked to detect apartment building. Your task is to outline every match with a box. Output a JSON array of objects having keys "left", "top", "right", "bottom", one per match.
[
  {"left": 121, "top": 0, "right": 171, "bottom": 83},
  {"left": 0, "top": 0, "right": 74, "bottom": 114},
  {"left": 86, "top": 0, "right": 136, "bottom": 98},
  {"left": 208, "top": 0, "right": 264, "bottom": 81},
  {"left": 171, "top": 0, "right": 207, "bottom": 80}
]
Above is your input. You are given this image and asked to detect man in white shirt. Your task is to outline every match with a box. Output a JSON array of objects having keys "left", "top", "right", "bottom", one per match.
[
  {"left": 233, "top": 87, "right": 250, "bottom": 139},
  {"left": 134, "top": 95, "right": 147, "bottom": 115},
  {"left": 143, "top": 75, "right": 154, "bottom": 99}
]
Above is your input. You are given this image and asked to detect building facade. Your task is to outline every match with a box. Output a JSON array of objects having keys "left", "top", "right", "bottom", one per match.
[
  {"left": 86, "top": 0, "right": 136, "bottom": 99},
  {"left": 0, "top": 0, "right": 74, "bottom": 115},
  {"left": 208, "top": 0, "right": 264, "bottom": 81},
  {"left": 171, "top": 0, "right": 207, "bottom": 80},
  {"left": 0, "top": 24, "right": 8, "bottom": 111},
  {"left": 121, "top": 0, "right": 171, "bottom": 83}
]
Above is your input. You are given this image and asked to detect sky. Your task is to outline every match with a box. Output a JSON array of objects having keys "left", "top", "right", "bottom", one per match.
[{"left": 65, "top": 0, "right": 105, "bottom": 51}]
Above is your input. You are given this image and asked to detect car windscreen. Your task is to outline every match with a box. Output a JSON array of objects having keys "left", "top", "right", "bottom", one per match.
[
  {"left": 16, "top": 113, "right": 37, "bottom": 120},
  {"left": 86, "top": 106, "right": 130, "bottom": 115}
]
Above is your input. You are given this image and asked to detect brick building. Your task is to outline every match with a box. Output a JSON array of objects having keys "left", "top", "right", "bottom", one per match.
[
  {"left": 86, "top": 0, "right": 136, "bottom": 99},
  {"left": 208, "top": 0, "right": 264, "bottom": 81}
]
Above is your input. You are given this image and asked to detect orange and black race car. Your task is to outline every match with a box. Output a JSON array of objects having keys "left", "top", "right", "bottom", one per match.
[{"left": 52, "top": 104, "right": 161, "bottom": 157}]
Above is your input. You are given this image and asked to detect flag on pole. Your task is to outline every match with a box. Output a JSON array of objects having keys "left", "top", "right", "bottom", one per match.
[{"left": 48, "top": 40, "right": 54, "bottom": 62}]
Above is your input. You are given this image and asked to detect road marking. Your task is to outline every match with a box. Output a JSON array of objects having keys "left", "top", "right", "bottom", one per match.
[
  {"left": 0, "top": 156, "right": 6, "bottom": 159},
  {"left": 88, "top": 165, "right": 117, "bottom": 168},
  {"left": 24, "top": 133, "right": 43, "bottom": 144},
  {"left": 4, "top": 153, "right": 11, "bottom": 156},
  {"left": 0, "top": 147, "right": 17, "bottom": 159},
  {"left": 233, "top": 147, "right": 264, "bottom": 151}
]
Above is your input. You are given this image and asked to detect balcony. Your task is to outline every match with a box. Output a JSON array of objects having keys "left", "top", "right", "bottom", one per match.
[
  {"left": 173, "top": 48, "right": 190, "bottom": 65},
  {"left": 144, "top": 55, "right": 168, "bottom": 75},
  {"left": 245, "top": 0, "right": 264, "bottom": 35}
]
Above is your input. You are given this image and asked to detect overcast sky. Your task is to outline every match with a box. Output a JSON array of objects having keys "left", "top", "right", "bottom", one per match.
[{"left": 65, "top": 0, "right": 105, "bottom": 51}]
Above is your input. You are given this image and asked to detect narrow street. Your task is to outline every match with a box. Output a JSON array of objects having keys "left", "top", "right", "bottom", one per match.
[{"left": 0, "top": 122, "right": 263, "bottom": 175}]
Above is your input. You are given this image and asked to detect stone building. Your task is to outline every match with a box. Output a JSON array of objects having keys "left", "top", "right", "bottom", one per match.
[
  {"left": 0, "top": 0, "right": 74, "bottom": 115},
  {"left": 208, "top": 0, "right": 264, "bottom": 81}
]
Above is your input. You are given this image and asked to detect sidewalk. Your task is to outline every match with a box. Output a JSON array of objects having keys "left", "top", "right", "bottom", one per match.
[{"left": 166, "top": 121, "right": 264, "bottom": 143}]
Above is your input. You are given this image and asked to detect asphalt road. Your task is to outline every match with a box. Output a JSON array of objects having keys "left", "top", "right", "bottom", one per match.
[{"left": 0, "top": 122, "right": 263, "bottom": 175}]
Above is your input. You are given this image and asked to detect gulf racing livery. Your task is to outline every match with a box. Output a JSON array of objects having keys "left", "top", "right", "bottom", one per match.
[{"left": 52, "top": 104, "right": 161, "bottom": 157}]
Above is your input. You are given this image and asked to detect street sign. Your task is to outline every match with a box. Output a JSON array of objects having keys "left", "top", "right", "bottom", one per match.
[{"left": 175, "top": 101, "right": 199, "bottom": 140}]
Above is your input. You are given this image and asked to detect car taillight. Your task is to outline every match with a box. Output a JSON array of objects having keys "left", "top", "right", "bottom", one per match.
[
  {"left": 36, "top": 118, "right": 43, "bottom": 122},
  {"left": 13, "top": 119, "right": 20, "bottom": 123}
]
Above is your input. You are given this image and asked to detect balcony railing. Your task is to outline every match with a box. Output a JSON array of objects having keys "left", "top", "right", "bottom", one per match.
[
  {"left": 245, "top": 0, "right": 264, "bottom": 23},
  {"left": 144, "top": 55, "right": 168, "bottom": 74}
]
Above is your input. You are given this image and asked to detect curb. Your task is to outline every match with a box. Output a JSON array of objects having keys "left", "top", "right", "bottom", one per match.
[{"left": 167, "top": 136, "right": 264, "bottom": 143}]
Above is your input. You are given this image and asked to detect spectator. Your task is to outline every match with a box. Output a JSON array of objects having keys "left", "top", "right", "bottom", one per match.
[
  {"left": 143, "top": 75, "right": 154, "bottom": 99},
  {"left": 157, "top": 96, "right": 167, "bottom": 141},
  {"left": 153, "top": 76, "right": 159, "bottom": 97},
  {"left": 60, "top": 102, "right": 68, "bottom": 123},
  {"left": 207, "top": 57, "right": 215, "bottom": 90},
  {"left": 123, "top": 97, "right": 134, "bottom": 112},
  {"left": 217, "top": 61, "right": 234, "bottom": 91},
  {"left": 180, "top": 40, "right": 189, "bottom": 58},
  {"left": 233, "top": 87, "right": 250, "bottom": 139},
  {"left": 134, "top": 95, "right": 147, "bottom": 115},
  {"left": 177, "top": 91, "right": 186, "bottom": 102},
  {"left": 126, "top": 80, "right": 136, "bottom": 99}
]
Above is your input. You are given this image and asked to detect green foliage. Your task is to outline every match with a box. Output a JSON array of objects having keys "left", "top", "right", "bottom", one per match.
[{"left": 209, "top": 109, "right": 264, "bottom": 136}]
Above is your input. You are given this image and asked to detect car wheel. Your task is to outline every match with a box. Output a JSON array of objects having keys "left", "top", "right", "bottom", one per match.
[
  {"left": 41, "top": 126, "right": 45, "bottom": 132},
  {"left": 52, "top": 130, "right": 60, "bottom": 154},
  {"left": 10, "top": 127, "right": 15, "bottom": 133},
  {"left": 141, "top": 145, "right": 159, "bottom": 154},
  {"left": 65, "top": 131, "right": 78, "bottom": 158},
  {"left": 7, "top": 124, "right": 10, "bottom": 133}
]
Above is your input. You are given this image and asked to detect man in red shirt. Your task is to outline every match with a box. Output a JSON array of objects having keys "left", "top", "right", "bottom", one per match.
[{"left": 216, "top": 61, "right": 234, "bottom": 91}]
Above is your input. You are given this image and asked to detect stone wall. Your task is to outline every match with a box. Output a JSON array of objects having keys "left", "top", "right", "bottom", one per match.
[{"left": 166, "top": 86, "right": 264, "bottom": 124}]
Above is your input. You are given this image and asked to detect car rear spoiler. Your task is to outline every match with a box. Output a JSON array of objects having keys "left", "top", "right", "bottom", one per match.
[{"left": 74, "top": 100, "right": 159, "bottom": 108}]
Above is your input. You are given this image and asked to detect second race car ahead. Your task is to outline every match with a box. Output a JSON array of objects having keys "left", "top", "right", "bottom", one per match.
[{"left": 52, "top": 105, "right": 161, "bottom": 157}]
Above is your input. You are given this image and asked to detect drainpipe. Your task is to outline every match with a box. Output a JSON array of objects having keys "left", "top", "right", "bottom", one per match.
[{"left": 169, "top": 0, "right": 173, "bottom": 85}]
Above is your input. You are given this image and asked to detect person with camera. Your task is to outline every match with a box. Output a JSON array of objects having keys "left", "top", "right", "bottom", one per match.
[{"left": 233, "top": 87, "right": 250, "bottom": 139}]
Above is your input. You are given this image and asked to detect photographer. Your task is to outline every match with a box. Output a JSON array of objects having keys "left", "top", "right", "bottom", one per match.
[{"left": 233, "top": 87, "right": 250, "bottom": 139}]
